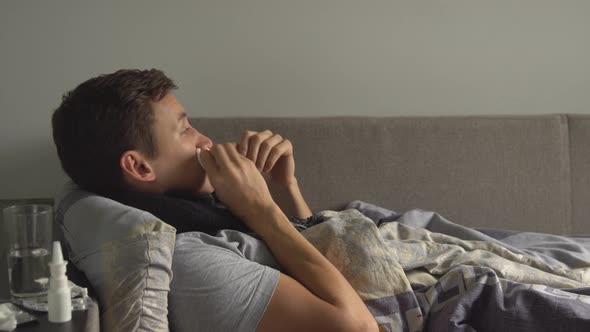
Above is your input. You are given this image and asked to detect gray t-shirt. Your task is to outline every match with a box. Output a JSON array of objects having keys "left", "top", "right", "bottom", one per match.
[{"left": 168, "top": 230, "right": 283, "bottom": 332}]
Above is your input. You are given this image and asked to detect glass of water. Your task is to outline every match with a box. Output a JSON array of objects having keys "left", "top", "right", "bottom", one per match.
[{"left": 3, "top": 204, "right": 53, "bottom": 300}]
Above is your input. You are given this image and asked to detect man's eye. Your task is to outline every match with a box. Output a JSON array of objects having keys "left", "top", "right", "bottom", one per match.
[{"left": 182, "top": 127, "right": 190, "bottom": 134}]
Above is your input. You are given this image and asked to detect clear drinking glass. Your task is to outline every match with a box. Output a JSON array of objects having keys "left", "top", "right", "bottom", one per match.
[{"left": 3, "top": 204, "right": 53, "bottom": 300}]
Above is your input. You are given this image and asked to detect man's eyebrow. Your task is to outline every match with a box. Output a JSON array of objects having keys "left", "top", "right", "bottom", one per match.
[{"left": 177, "top": 112, "right": 188, "bottom": 122}]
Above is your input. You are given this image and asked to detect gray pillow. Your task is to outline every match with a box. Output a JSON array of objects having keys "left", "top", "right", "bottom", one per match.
[{"left": 54, "top": 181, "right": 176, "bottom": 332}]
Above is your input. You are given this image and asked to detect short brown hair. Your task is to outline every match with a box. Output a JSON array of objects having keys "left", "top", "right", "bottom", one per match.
[{"left": 52, "top": 68, "right": 177, "bottom": 195}]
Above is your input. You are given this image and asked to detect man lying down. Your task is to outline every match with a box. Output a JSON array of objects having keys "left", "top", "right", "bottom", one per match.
[
  {"left": 52, "top": 69, "right": 590, "bottom": 332},
  {"left": 51, "top": 68, "right": 378, "bottom": 332}
]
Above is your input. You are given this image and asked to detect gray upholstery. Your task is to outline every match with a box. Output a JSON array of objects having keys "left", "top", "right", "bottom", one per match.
[
  {"left": 567, "top": 115, "right": 590, "bottom": 234},
  {"left": 192, "top": 115, "right": 588, "bottom": 235}
]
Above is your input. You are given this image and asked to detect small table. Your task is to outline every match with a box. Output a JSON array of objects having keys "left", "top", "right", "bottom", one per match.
[
  {"left": 1, "top": 275, "right": 100, "bottom": 332},
  {"left": 1, "top": 259, "right": 99, "bottom": 332},
  {"left": 1, "top": 198, "right": 100, "bottom": 331},
  {"left": 0, "top": 292, "right": 99, "bottom": 332},
  {"left": 6, "top": 308, "right": 97, "bottom": 332}
]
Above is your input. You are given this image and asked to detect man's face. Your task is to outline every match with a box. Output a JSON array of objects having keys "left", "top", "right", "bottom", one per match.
[{"left": 148, "top": 93, "right": 214, "bottom": 195}]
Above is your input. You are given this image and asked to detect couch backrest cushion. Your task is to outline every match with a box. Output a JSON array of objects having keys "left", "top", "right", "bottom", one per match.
[
  {"left": 192, "top": 115, "right": 572, "bottom": 234},
  {"left": 567, "top": 115, "right": 590, "bottom": 234}
]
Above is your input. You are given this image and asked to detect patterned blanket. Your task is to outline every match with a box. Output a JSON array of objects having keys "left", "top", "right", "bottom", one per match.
[{"left": 301, "top": 202, "right": 590, "bottom": 332}]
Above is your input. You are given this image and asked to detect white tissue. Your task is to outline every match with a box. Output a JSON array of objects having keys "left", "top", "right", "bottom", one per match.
[
  {"left": 0, "top": 302, "right": 37, "bottom": 330},
  {"left": 0, "top": 304, "right": 19, "bottom": 331},
  {"left": 197, "top": 148, "right": 204, "bottom": 168}
]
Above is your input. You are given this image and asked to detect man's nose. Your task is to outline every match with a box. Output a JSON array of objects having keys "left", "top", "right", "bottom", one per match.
[{"left": 195, "top": 134, "right": 213, "bottom": 149}]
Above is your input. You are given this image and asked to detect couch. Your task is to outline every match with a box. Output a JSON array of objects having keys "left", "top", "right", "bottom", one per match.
[{"left": 5, "top": 114, "right": 589, "bottom": 331}]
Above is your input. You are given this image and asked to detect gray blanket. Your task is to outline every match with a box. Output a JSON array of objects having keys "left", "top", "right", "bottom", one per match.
[{"left": 301, "top": 201, "right": 590, "bottom": 332}]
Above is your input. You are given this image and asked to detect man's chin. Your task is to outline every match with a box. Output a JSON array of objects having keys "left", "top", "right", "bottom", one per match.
[{"left": 190, "top": 179, "right": 215, "bottom": 196}]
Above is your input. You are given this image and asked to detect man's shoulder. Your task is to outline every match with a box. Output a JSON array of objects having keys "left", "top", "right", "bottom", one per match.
[{"left": 174, "top": 230, "right": 282, "bottom": 270}]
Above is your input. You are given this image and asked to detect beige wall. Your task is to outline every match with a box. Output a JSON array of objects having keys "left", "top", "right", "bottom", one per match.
[{"left": 1, "top": 0, "right": 589, "bottom": 199}]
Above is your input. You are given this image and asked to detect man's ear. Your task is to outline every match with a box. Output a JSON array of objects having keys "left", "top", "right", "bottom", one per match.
[{"left": 120, "top": 150, "right": 157, "bottom": 183}]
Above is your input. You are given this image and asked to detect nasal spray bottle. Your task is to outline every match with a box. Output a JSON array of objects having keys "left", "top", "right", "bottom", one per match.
[{"left": 48, "top": 241, "right": 72, "bottom": 323}]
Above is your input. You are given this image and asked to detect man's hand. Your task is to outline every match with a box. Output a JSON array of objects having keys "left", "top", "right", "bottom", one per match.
[
  {"left": 199, "top": 143, "right": 279, "bottom": 229},
  {"left": 237, "top": 130, "right": 296, "bottom": 187},
  {"left": 236, "top": 130, "right": 312, "bottom": 218}
]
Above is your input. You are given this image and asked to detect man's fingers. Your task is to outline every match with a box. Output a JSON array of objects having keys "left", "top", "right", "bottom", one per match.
[
  {"left": 246, "top": 130, "right": 273, "bottom": 163},
  {"left": 225, "top": 142, "right": 246, "bottom": 165},
  {"left": 238, "top": 131, "right": 254, "bottom": 156},
  {"left": 197, "top": 148, "right": 219, "bottom": 177},
  {"left": 264, "top": 139, "right": 292, "bottom": 172},
  {"left": 209, "top": 144, "right": 234, "bottom": 172},
  {"left": 256, "top": 134, "right": 283, "bottom": 171}
]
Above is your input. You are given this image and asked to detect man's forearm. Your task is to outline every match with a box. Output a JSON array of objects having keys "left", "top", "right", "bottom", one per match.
[
  {"left": 268, "top": 178, "right": 313, "bottom": 219},
  {"left": 252, "top": 205, "right": 377, "bottom": 329}
]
